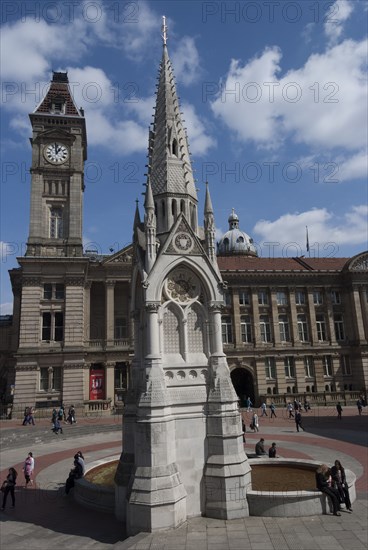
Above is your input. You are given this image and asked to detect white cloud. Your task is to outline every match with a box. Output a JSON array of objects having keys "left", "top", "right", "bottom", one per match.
[
  {"left": 0, "top": 303, "right": 13, "bottom": 315},
  {"left": 324, "top": 0, "right": 354, "bottom": 46},
  {"left": 336, "top": 151, "right": 368, "bottom": 182},
  {"left": 118, "top": 1, "right": 160, "bottom": 61},
  {"left": 253, "top": 205, "right": 368, "bottom": 253},
  {"left": 171, "top": 36, "right": 202, "bottom": 86},
  {"left": 210, "top": 38, "right": 367, "bottom": 157}
]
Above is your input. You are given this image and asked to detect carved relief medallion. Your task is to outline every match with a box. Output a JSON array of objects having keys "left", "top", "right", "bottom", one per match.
[{"left": 164, "top": 268, "right": 200, "bottom": 304}]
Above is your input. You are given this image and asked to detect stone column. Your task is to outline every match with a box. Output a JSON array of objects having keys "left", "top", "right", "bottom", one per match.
[
  {"left": 288, "top": 287, "right": 298, "bottom": 344},
  {"left": 251, "top": 288, "right": 260, "bottom": 344},
  {"left": 105, "top": 361, "right": 115, "bottom": 403},
  {"left": 106, "top": 280, "right": 115, "bottom": 346},
  {"left": 325, "top": 289, "right": 336, "bottom": 344},
  {"left": 307, "top": 290, "right": 318, "bottom": 344},
  {"left": 84, "top": 281, "right": 91, "bottom": 342},
  {"left": 294, "top": 357, "right": 305, "bottom": 393},
  {"left": 314, "top": 358, "right": 325, "bottom": 392},
  {"left": 275, "top": 357, "right": 284, "bottom": 394},
  {"left": 232, "top": 288, "right": 241, "bottom": 346},
  {"left": 353, "top": 286, "right": 367, "bottom": 341},
  {"left": 145, "top": 302, "right": 160, "bottom": 358},
  {"left": 270, "top": 288, "right": 280, "bottom": 346}
]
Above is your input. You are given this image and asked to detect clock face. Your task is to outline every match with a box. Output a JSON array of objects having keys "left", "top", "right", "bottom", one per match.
[
  {"left": 44, "top": 143, "right": 69, "bottom": 164},
  {"left": 174, "top": 232, "right": 193, "bottom": 253},
  {"left": 165, "top": 269, "right": 200, "bottom": 303}
]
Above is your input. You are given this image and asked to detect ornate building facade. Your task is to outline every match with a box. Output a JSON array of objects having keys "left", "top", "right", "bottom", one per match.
[{"left": 1, "top": 39, "right": 367, "bottom": 422}]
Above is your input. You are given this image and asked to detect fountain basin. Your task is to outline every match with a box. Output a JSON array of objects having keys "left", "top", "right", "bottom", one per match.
[
  {"left": 247, "top": 458, "right": 356, "bottom": 517},
  {"left": 74, "top": 456, "right": 356, "bottom": 518}
]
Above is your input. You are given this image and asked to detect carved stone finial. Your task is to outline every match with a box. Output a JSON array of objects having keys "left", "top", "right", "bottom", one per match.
[{"left": 162, "top": 15, "right": 168, "bottom": 45}]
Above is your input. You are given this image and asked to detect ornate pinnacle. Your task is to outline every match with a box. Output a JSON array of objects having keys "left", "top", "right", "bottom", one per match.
[{"left": 161, "top": 15, "right": 168, "bottom": 45}]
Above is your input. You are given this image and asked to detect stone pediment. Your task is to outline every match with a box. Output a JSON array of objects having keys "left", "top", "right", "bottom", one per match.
[
  {"left": 347, "top": 252, "right": 368, "bottom": 271},
  {"left": 103, "top": 245, "right": 133, "bottom": 264},
  {"left": 162, "top": 216, "right": 205, "bottom": 257}
]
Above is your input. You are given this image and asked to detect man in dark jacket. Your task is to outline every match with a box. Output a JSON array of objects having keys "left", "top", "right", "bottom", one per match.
[{"left": 316, "top": 464, "right": 341, "bottom": 516}]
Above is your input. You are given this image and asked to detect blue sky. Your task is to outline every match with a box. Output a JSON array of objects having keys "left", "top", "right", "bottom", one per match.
[{"left": 1, "top": 0, "right": 367, "bottom": 314}]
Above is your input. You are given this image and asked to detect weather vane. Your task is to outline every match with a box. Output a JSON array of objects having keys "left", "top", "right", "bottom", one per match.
[{"left": 162, "top": 15, "right": 168, "bottom": 45}]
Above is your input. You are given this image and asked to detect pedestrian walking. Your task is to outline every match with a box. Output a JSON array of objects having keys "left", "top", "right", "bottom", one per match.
[
  {"left": 260, "top": 402, "right": 268, "bottom": 416},
  {"left": 1, "top": 468, "right": 18, "bottom": 511},
  {"left": 295, "top": 411, "right": 305, "bottom": 432},
  {"left": 23, "top": 452, "right": 34, "bottom": 487},
  {"left": 66, "top": 405, "right": 76, "bottom": 424},
  {"left": 52, "top": 418, "right": 63, "bottom": 435},
  {"left": 336, "top": 402, "right": 343, "bottom": 420},
  {"left": 246, "top": 397, "right": 253, "bottom": 412},
  {"left": 331, "top": 459, "right": 352, "bottom": 512},
  {"left": 357, "top": 399, "right": 363, "bottom": 415},
  {"left": 270, "top": 402, "right": 277, "bottom": 418},
  {"left": 251, "top": 412, "right": 259, "bottom": 432},
  {"left": 287, "top": 402, "right": 294, "bottom": 418}
]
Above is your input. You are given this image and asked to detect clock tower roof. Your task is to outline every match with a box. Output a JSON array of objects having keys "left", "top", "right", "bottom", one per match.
[{"left": 33, "top": 72, "right": 83, "bottom": 117}]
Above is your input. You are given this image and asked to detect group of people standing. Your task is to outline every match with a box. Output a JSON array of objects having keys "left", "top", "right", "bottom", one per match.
[{"left": 316, "top": 460, "right": 353, "bottom": 515}]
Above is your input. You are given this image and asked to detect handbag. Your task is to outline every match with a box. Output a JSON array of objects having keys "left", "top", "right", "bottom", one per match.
[{"left": 1, "top": 480, "right": 8, "bottom": 492}]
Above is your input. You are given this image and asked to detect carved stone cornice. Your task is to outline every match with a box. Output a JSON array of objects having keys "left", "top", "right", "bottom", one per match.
[
  {"left": 65, "top": 277, "right": 85, "bottom": 286},
  {"left": 106, "top": 280, "right": 116, "bottom": 287},
  {"left": 23, "top": 277, "right": 41, "bottom": 287},
  {"left": 63, "top": 362, "right": 85, "bottom": 369}
]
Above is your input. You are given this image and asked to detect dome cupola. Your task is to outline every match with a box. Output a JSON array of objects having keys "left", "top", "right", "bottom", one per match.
[{"left": 217, "top": 209, "right": 257, "bottom": 256}]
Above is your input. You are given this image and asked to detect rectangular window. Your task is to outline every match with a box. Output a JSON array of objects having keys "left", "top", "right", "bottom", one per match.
[
  {"left": 331, "top": 290, "right": 341, "bottom": 305},
  {"left": 115, "top": 318, "right": 128, "bottom": 339},
  {"left": 313, "top": 290, "right": 323, "bottom": 305},
  {"left": 221, "top": 316, "right": 233, "bottom": 344},
  {"left": 323, "top": 355, "right": 333, "bottom": 377},
  {"left": 44, "top": 284, "right": 52, "bottom": 299},
  {"left": 114, "top": 362, "right": 128, "bottom": 389},
  {"left": 334, "top": 314, "right": 345, "bottom": 341},
  {"left": 259, "top": 315, "right": 272, "bottom": 343},
  {"left": 265, "top": 357, "right": 276, "bottom": 379},
  {"left": 258, "top": 290, "right": 269, "bottom": 305},
  {"left": 276, "top": 291, "right": 288, "bottom": 306},
  {"left": 340, "top": 355, "right": 351, "bottom": 376},
  {"left": 240, "top": 315, "right": 252, "bottom": 343},
  {"left": 295, "top": 290, "right": 306, "bottom": 305},
  {"left": 42, "top": 312, "right": 51, "bottom": 341},
  {"left": 54, "top": 312, "right": 64, "bottom": 341},
  {"left": 297, "top": 314, "right": 309, "bottom": 342},
  {"left": 304, "top": 356, "right": 315, "bottom": 378},
  {"left": 284, "top": 357, "right": 295, "bottom": 378},
  {"left": 239, "top": 290, "right": 250, "bottom": 305},
  {"left": 279, "top": 314, "right": 290, "bottom": 342},
  {"left": 52, "top": 368, "right": 62, "bottom": 390},
  {"left": 42, "top": 311, "right": 64, "bottom": 342},
  {"left": 316, "top": 314, "right": 327, "bottom": 341},
  {"left": 40, "top": 367, "right": 49, "bottom": 391},
  {"left": 55, "top": 284, "right": 65, "bottom": 300}
]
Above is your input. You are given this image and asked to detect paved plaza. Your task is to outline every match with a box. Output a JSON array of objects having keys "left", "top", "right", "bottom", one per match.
[{"left": 0, "top": 406, "right": 367, "bottom": 549}]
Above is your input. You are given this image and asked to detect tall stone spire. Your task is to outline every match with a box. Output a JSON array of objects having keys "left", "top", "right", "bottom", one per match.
[
  {"left": 144, "top": 180, "right": 157, "bottom": 272},
  {"left": 204, "top": 182, "right": 216, "bottom": 262},
  {"left": 147, "top": 17, "right": 198, "bottom": 237}
]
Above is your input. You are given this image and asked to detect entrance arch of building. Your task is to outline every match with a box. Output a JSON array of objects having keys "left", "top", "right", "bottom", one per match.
[{"left": 230, "top": 365, "right": 255, "bottom": 408}]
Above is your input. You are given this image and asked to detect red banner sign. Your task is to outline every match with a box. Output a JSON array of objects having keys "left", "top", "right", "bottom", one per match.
[{"left": 89, "top": 369, "right": 105, "bottom": 400}]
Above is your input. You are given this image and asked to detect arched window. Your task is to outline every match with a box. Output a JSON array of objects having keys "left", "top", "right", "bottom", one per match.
[
  {"left": 172, "top": 199, "right": 177, "bottom": 218},
  {"left": 272, "top": 387, "right": 277, "bottom": 395},
  {"left": 292, "top": 386, "right": 296, "bottom": 394},
  {"left": 172, "top": 138, "right": 178, "bottom": 156},
  {"left": 286, "top": 386, "right": 291, "bottom": 393},
  {"left": 325, "top": 384, "right": 329, "bottom": 391},
  {"left": 180, "top": 199, "right": 185, "bottom": 214},
  {"left": 306, "top": 385, "right": 310, "bottom": 392},
  {"left": 223, "top": 238, "right": 229, "bottom": 252},
  {"left": 267, "top": 387, "right": 272, "bottom": 394},
  {"left": 50, "top": 207, "right": 63, "bottom": 238},
  {"left": 161, "top": 200, "right": 165, "bottom": 218},
  {"left": 237, "top": 236, "right": 244, "bottom": 243},
  {"left": 312, "top": 385, "right": 315, "bottom": 393}
]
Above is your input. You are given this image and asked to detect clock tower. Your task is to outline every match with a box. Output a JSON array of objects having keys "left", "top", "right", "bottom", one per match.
[{"left": 27, "top": 72, "right": 87, "bottom": 257}]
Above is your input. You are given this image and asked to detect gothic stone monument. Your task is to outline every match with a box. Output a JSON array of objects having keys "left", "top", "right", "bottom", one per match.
[{"left": 115, "top": 18, "right": 251, "bottom": 535}]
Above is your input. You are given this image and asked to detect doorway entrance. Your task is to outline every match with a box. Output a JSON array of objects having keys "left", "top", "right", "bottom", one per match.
[{"left": 230, "top": 367, "right": 255, "bottom": 407}]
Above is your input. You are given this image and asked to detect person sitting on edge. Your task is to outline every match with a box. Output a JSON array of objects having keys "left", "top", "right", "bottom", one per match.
[
  {"left": 316, "top": 463, "right": 341, "bottom": 516},
  {"left": 255, "top": 438, "right": 266, "bottom": 456},
  {"left": 268, "top": 442, "right": 279, "bottom": 458}
]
